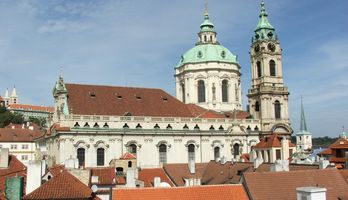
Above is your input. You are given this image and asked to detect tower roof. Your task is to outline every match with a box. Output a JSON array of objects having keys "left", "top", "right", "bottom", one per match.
[
  {"left": 10, "top": 87, "right": 17, "bottom": 97},
  {"left": 253, "top": 1, "right": 277, "bottom": 43},
  {"left": 200, "top": 4, "right": 215, "bottom": 33},
  {"left": 297, "top": 98, "right": 311, "bottom": 136}
]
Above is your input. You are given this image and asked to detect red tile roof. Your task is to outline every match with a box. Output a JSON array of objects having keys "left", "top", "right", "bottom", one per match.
[
  {"left": 65, "top": 84, "right": 194, "bottom": 117},
  {"left": 0, "top": 127, "right": 43, "bottom": 142},
  {"left": 0, "top": 96, "right": 3, "bottom": 102},
  {"left": 113, "top": 184, "right": 248, "bottom": 200},
  {"left": 119, "top": 152, "right": 136, "bottom": 160},
  {"left": 163, "top": 163, "right": 208, "bottom": 186},
  {"left": 330, "top": 138, "right": 348, "bottom": 149},
  {"left": 47, "top": 164, "right": 65, "bottom": 176},
  {"left": 255, "top": 163, "right": 319, "bottom": 172},
  {"left": 115, "top": 176, "right": 126, "bottom": 185},
  {"left": 186, "top": 104, "right": 225, "bottom": 118},
  {"left": 339, "top": 169, "right": 348, "bottom": 183},
  {"left": 7, "top": 104, "right": 54, "bottom": 113},
  {"left": 0, "top": 155, "right": 27, "bottom": 199},
  {"left": 243, "top": 169, "right": 348, "bottom": 200},
  {"left": 254, "top": 133, "right": 295, "bottom": 148},
  {"left": 201, "top": 161, "right": 254, "bottom": 185},
  {"left": 22, "top": 170, "right": 100, "bottom": 200},
  {"left": 45, "top": 123, "right": 70, "bottom": 137},
  {"left": 318, "top": 148, "right": 332, "bottom": 155},
  {"left": 138, "top": 168, "right": 174, "bottom": 187},
  {"left": 90, "top": 167, "right": 116, "bottom": 185},
  {"left": 5, "top": 122, "right": 40, "bottom": 131}
]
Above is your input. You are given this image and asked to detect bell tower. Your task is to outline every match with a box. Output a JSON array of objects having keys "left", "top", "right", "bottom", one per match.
[{"left": 247, "top": 1, "right": 291, "bottom": 134}]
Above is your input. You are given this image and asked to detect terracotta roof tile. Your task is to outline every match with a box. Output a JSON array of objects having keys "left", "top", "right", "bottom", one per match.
[
  {"left": 115, "top": 176, "right": 126, "bottom": 185},
  {"left": 47, "top": 164, "right": 65, "bottom": 176},
  {"left": 243, "top": 169, "right": 348, "bottom": 200},
  {"left": 90, "top": 167, "right": 116, "bottom": 185},
  {"left": 22, "top": 170, "right": 100, "bottom": 200},
  {"left": 138, "top": 168, "right": 174, "bottom": 187},
  {"left": 185, "top": 104, "right": 225, "bottom": 118},
  {"left": 163, "top": 163, "right": 208, "bottom": 186},
  {"left": 0, "top": 96, "right": 3, "bottom": 102},
  {"left": 0, "top": 127, "right": 43, "bottom": 142},
  {"left": 0, "top": 155, "right": 27, "bottom": 199},
  {"left": 65, "top": 84, "right": 194, "bottom": 117},
  {"left": 339, "top": 169, "right": 348, "bottom": 183},
  {"left": 201, "top": 161, "right": 253, "bottom": 185},
  {"left": 113, "top": 184, "right": 248, "bottom": 200},
  {"left": 254, "top": 133, "right": 295, "bottom": 148},
  {"left": 5, "top": 122, "right": 40, "bottom": 131},
  {"left": 330, "top": 138, "right": 348, "bottom": 149},
  {"left": 119, "top": 152, "right": 136, "bottom": 160},
  {"left": 255, "top": 163, "right": 319, "bottom": 172},
  {"left": 318, "top": 148, "right": 332, "bottom": 155},
  {"left": 7, "top": 104, "right": 54, "bottom": 113}
]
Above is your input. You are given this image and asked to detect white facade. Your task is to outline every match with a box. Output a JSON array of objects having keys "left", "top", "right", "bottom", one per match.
[
  {"left": 0, "top": 141, "right": 36, "bottom": 166},
  {"left": 44, "top": 114, "right": 260, "bottom": 168}
]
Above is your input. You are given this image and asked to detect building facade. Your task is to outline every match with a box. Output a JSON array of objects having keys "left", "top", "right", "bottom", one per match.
[{"left": 41, "top": 2, "right": 293, "bottom": 168}]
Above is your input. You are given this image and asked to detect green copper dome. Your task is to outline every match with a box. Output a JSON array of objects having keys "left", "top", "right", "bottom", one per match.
[
  {"left": 253, "top": 1, "right": 277, "bottom": 43},
  {"left": 176, "top": 44, "right": 238, "bottom": 68}
]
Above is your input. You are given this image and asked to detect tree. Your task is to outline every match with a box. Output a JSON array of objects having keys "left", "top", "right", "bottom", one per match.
[
  {"left": 0, "top": 106, "right": 24, "bottom": 128},
  {"left": 28, "top": 116, "right": 47, "bottom": 128}
]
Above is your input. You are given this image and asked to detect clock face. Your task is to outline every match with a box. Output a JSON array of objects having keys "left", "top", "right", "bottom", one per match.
[
  {"left": 267, "top": 31, "right": 273, "bottom": 39},
  {"left": 268, "top": 43, "right": 276, "bottom": 52},
  {"left": 254, "top": 44, "right": 260, "bottom": 53}
]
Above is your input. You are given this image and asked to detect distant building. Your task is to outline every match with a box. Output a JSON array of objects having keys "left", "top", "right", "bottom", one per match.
[
  {"left": 7, "top": 104, "right": 54, "bottom": 122},
  {"left": 296, "top": 98, "right": 312, "bottom": 152},
  {"left": 0, "top": 96, "right": 5, "bottom": 107},
  {"left": 0, "top": 123, "right": 43, "bottom": 165},
  {"left": 3, "top": 87, "right": 19, "bottom": 106}
]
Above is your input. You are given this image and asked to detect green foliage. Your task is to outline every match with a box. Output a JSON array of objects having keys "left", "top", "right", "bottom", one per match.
[
  {"left": 28, "top": 116, "right": 47, "bottom": 128},
  {"left": 312, "top": 136, "right": 338, "bottom": 148},
  {"left": 0, "top": 106, "right": 24, "bottom": 128}
]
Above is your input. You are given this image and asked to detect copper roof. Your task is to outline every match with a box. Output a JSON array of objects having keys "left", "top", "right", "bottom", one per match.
[
  {"left": 22, "top": 170, "right": 100, "bottom": 200},
  {"left": 163, "top": 163, "right": 208, "bottom": 186},
  {"left": 113, "top": 184, "right": 248, "bottom": 200},
  {"left": 138, "top": 168, "right": 174, "bottom": 187},
  {"left": 243, "top": 169, "right": 348, "bottom": 200}
]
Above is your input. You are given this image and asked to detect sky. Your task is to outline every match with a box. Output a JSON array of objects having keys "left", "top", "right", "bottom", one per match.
[{"left": 0, "top": 0, "right": 347, "bottom": 137}]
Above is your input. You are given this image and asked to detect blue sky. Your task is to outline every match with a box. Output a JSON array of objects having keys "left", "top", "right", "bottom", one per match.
[{"left": 0, "top": 0, "right": 347, "bottom": 137}]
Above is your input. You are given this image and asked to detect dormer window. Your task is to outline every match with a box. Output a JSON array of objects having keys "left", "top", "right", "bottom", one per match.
[
  {"left": 84, "top": 122, "right": 90, "bottom": 128},
  {"left": 136, "top": 123, "right": 142, "bottom": 129},
  {"left": 89, "top": 92, "right": 96, "bottom": 98},
  {"left": 162, "top": 97, "right": 168, "bottom": 102},
  {"left": 135, "top": 95, "right": 142, "bottom": 100},
  {"left": 166, "top": 124, "right": 172, "bottom": 130}
]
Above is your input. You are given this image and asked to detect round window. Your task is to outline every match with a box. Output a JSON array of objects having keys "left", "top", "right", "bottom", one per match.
[{"left": 197, "top": 51, "right": 203, "bottom": 58}]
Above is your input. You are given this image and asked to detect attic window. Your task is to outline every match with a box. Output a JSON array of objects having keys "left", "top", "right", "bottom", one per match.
[
  {"left": 74, "top": 122, "right": 80, "bottom": 128},
  {"left": 93, "top": 123, "right": 99, "bottom": 128},
  {"left": 117, "top": 95, "right": 122, "bottom": 99},
  {"left": 124, "top": 112, "right": 132, "bottom": 116},
  {"left": 166, "top": 124, "right": 172, "bottom": 130},
  {"left": 209, "top": 125, "right": 215, "bottom": 130},
  {"left": 218, "top": 125, "right": 224, "bottom": 131},
  {"left": 194, "top": 124, "right": 200, "bottom": 130},
  {"left": 84, "top": 122, "right": 90, "bottom": 128},
  {"left": 136, "top": 123, "right": 142, "bottom": 129},
  {"left": 162, "top": 97, "right": 168, "bottom": 102},
  {"left": 103, "top": 123, "right": 109, "bottom": 128},
  {"left": 135, "top": 95, "right": 142, "bottom": 100},
  {"left": 89, "top": 92, "right": 96, "bottom": 98},
  {"left": 183, "top": 124, "right": 189, "bottom": 130},
  {"left": 123, "top": 123, "right": 129, "bottom": 129},
  {"left": 254, "top": 126, "right": 259, "bottom": 131},
  {"left": 154, "top": 124, "right": 160, "bottom": 129}
]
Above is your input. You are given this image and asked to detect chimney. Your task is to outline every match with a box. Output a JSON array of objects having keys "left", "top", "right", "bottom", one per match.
[
  {"left": 253, "top": 158, "right": 263, "bottom": 169},
  {"left": 281, "top": 137, "right": 290, "bottom": 160},
  {"left": 319, "top": 159, "right": 329, "bottom": 169},
  {"left": 296, "top": 187, "right": 326, "bottom": 200},
  {"left": 64, "top": 157, "right": 78, "bottom": 169},
  {"left": 0, "top": 148, "right": 9, "bottom": 168},
  {"left": 5, "top": 176, "right": 24, "bottom": 200},
  {"left": 126, "top": 168, "right": 136, "bottom": 188},
  {"left": 188, "top": 159, "right": 195, "bottom": 174},
  {"left": 26, "top": 160, "right": 42, "bottom": 194},
  {"left": 154, "top": 177, "right": 161, "bottom": 187},
  {"left": 271, "top": 160, "right": 289, "bottom": 172}
]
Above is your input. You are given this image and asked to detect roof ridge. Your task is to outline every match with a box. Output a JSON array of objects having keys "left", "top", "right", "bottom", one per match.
[{"left": 65, "top": 83, "right": 165, "bottom": 91}]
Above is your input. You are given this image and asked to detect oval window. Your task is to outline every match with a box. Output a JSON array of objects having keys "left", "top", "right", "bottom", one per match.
[
  {"left": 197, "top": 51, "right": 203, "bottom": 58},
  {"left": 221, "top": 51, "right": 226, "bottom": 58}
]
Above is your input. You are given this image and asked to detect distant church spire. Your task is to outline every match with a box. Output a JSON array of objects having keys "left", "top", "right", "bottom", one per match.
[{"left": 300, "top": 97, "right": 308, "bottom": 132}]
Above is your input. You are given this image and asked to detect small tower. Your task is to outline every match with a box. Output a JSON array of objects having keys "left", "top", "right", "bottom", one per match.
[
  {"left": 296, "top": 98, "right": 312, "bottom": 152},
  {"left": 4, "top": 88, "right": 10, "bottom": 106},
  {"left": 247, "top": 1, "right": 291, "bottom": 134},
  {"left": 52, "top": 73, "right": 69, "bottom": 122},
  {"left": 175, "top": 4, "right": 242, "bottom": 112},
  {"left": 9, "top": 87, "right": 18, "bottom": 105},
  {"left": 339, "top": 127, "right": 347, "bottom": 139}
]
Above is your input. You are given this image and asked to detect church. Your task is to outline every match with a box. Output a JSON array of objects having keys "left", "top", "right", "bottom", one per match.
[{"left": 41, "top": 2, "right": 293, "bottom": 168}]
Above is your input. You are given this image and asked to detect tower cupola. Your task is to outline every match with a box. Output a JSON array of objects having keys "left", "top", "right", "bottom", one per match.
[
  {"left": 197, "top": 5, "right": 218, "bottom": 45},
  {"left": 253, "top": 1, "right": 277, "bottom": 43}
]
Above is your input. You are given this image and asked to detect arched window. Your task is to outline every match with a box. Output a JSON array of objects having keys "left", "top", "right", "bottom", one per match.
[
  {"left": 128, "top": 144, "right": 137, "bottom": 155},
  {"left": 77, "top": 148, "right": 85, "bottom": 167},
  {"left": 159, "top": 144, "right": 167, "bottom": 164},
  {"left": 128, "top": 161, "right": 132, "bottom": 168},
  {"left": 97, "top": 148, "right": 105, "bottom": 166},
  {"left": 181, "top": 83, "right": 185, "bottom": 103},
  {"left": 222, "top": 80, "right": 228, "bottom": 102},
  {"left": 233, "top": 143, "right": 240, "bottom": 157},
  {"left": 214, "top": 147, "right": 220, "bottom": 160},
  {"left": 198, "top": 80, "right": 205, "bottom": 103},
  {"left": 210, "top": 35, "right": 213, "bottom": 42},
  {"left": 256, "top": 61, "right": 262, "bottom": 78},
  {"left": 274, "top": 100, "right": 281, "bottom": 119},
  {"left": 188, "top": 144, "right": 195, "bottom": 162},
  {"left": 269, "top": 60, "right": 276, "bottom": 76},
  {"left": 204, "top": 35, "right": 207, "bottom": 42},
  {"left": 255, "top": 101, "right": 260, "bottom": 112}
]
